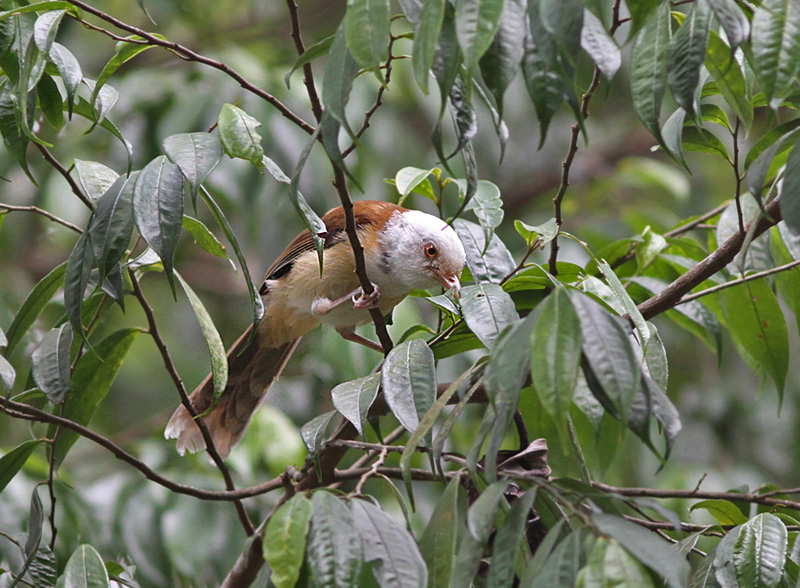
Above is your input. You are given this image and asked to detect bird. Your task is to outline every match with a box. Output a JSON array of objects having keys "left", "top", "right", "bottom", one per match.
[{"left": 165, "top": 200, "right": 467, "bottom": 458}]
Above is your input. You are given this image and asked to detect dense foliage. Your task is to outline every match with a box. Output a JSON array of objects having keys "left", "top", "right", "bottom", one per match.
[{"left": 1, "top": 0, "right": 800, "bottom": 586}]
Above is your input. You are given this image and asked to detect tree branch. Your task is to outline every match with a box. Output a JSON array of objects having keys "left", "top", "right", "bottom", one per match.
[{"left": 0, "top": 204, "right": 83, "bottom": 233}]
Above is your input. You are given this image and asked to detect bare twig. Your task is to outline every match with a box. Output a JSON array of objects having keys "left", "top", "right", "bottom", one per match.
[
  {"left": 34, "top": 143, "right": 94, "bottom": 210},
  {"left": 677, "top": 259, "right": 800, "bottom": 305},
  {"left": 0, "top": 203, "right": 83, "bottom": 233},
  {"left": 66, "top": 0, "right": 314, "bottom": 135},
  {"left": 285, "top": 0, "right": 322, "bottom": 124}
]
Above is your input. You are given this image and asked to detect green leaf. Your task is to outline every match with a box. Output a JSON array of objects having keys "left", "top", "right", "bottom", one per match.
[
  {"left": 478, "top": 0, "right": 525, "bottom": 118},
  {"left": 90, "top": 36, "right": 161, "bottom": 108},
  {"left": 284, "top": 35, "right": 334, "bottom": 88},
  {"left": 300, "top": 410, "right": 337, "bottom": 460},
  {"left": 727, "top": 279, "right": 788, "bottom": 403},
  {"left": 308, "top": 491, "right": 362, "bottom": 588},
  {"left": 331, "top": 373, "right": 381, "bottom": 437},
  {"left": 32, "top": 9, "right": 64, "bottom": 55},
  {"left": 31, "top": 322, "right": 72, "bottom": 404},
  {"left": 514, "top": 218, "right": 558, "bottom": 246},
  {"left": 460, "top": 283, "right": 519, "bottom": 349},
  {"left": 45, "top": 41, "right": 81, "bottom": 114},
  {"left": 734, "top": 513, "right": 787, "bottom": 588},
  {"left": 176, "top": 272, "right": 227, "bottom": 405},
  {"left": 630, "top": 1, "right": 670, "bottom": 144},
  {"left": 708, "top": 0, "right": 749, "bottom": 52},
  {"left": 263, "top": 494, "right": 312, "bottom": 588},
  {"left": 0, "top": 439, "right": 43, "bottom": 494},
  {"left": 744, "top": 118, "right": 800, "bottom": 198},
  {"left": 0, "top": 353, "right": 14, "bottom": 392},
  {"left": 460, "top": 179, "right": 503, "bottom": 246},
  {"left": 133, "top": 155, "right": 185, "bottom": 294},
  {"left": 163, "top": 132, "right": 222, "bottom": 202},
  {"left": 322, "top": 24, "right": 359, "bottom": 138},
  {"left": 83, "top": 78, "right": 119, "bottom": 125},
  {"left": 592, "top": 513, "right": 689, "bottom": 588},
  {"left": 597, "top": 260, "right": 649, "bottom": 347},
  {"left": 412, "top": 0, "right": 445, "bottom": 93},
  {"left": 350, "top": 499, "right": 428, "bottom": 587},
  {"left": 394, "top": 166, "right": 437, "bottom": 203},
  {"left": 73, "top": 159, "right": 119, "bottom": 201},
  {"left": 217, "top": 103, "right": 265, "bottom": 170},
  {"left": 37, "top": 73, "right": 63, "bottom": 130},
  {"left": 779, "top": 140, "right": 800, "bottom": 235},
  {"left": 181, "top": 215, "right": 229, "bottom": 262},
  {"left": 64, "top": 230, "right": 95, "bottom": 341},
  {"left": 454, "top": 0, "right": 504, "bottom": 74},
  {"left": 700, "top": 103, "right": 733, "bottom": 132},
  {"left": 487, "top": 488, "right": 537, "bottom": 588},
  {"left": 681, "top": 126, "right": 731, "bottom": 160},
  {"left": 751, "top": 0, "right": 800, "bottom": 112},
  {"left": 690, "top": 499, "right": 749, "bottom": 526},
  {"left": 529, "top": 529, "right": 582, "bottom": 588},
  {"left": 87, "top": 173, "right": 136, "bottom": 281},
  {"left": 624, "top": 0, "right": 661, "bottom": 40},
  {"left": 705, "top": 30, "right": 752, "bottom": 134},
  {"left": 63, "top": 544, "right": 110, "bottom": 588},
  {"left": 0, "top": 86, "right": 34, "bottom": 181},
  {"left": 467, "top": 481, "right": 508, "bottom": 541},
  {"left": 454, "top": 219, "right": 515, "bottom": 284},
  {"left": 580, "top": 8, "right": 621, "bottom": 80},
  {"left": 667, "top": 0, "right": 711, "bottom": 118},
  {"left": 5, "top": 261, "right": 66, "bottom": 356},
  {"left": 420, "top": 476, "right": 461, "bottom": 588},
  {"left": 577, "top": 537, "right": 656, "bottom": 588},
  {"left": 50, "top": 328, "right": 140, "bottom": 468},
  {"left": 530, "top": 287, "right": 581, "bottom": 446},
  {"left": 381, "top": 339, "right": 436, "bottom": 441},
  {"left": 432, "top": 4, "right": 461, "bottom": 118},
  {"left": 344, "top": 0, "right": 390, "bottom": 73},
  {"left": 572, "top": 291, "right": 639, "bottom": 422},
  {"left": 69, "top": 98, "right": 133, "bottom": 170}
]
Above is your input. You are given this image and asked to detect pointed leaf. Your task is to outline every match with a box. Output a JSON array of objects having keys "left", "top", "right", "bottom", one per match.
[
  {"left": 33, "top": 9, "right": 64, "bottom": 55},
  {"left": 217, "top": 103, "right": 264, "bottom": 170},
  {"left": 331, "top": 373, "right": 381, "bottom": 437},
  {"left": 344, "top": 0, "right": 390, "bottom": 72},
  {"left": 529, "top": 529, "right": 582, "bottom": 588},
  {"left": 5, "top": 261, "right": 66, "bottom": 356},
  {"left": 691, "top": 499, "right": 749, "bottom": 526},
  {"left": 50, "top": 328, "right": 140, "bottom": 467},
  {"left": 87, "top": 173, "right": 136, "bottom": 279},
  {"left": 708, "top": 0, "right": 749, "bottom": 52},
  {"left": 0, "top": 439, "right": 43, "bottom": 494},
  {"left": 779, "top": 140, "right": 800, "bottom": 235},
  {"left": 487, "top": 488, "right": 537, "bottom": 588},
  {"left": 64, "top": 230, "right": 95, "bottom": 340},
  {"left": 420, "top": 476, "right": 461, "bottom": 588},
  {"left": 163, "top": 132, "right": 222, "bottom": 200},
  {"left": 322, "top": 24, "right": 359, "bottom": 137},
  {"left": 751, "top": 0, "right": 800, "bottom": 112},
  {"left": 182, "top": 215, "right": 229, "bottom": 261},
  {"left": 667, "top": 0, "right": 711, "bottom": 117},
  {"left": 580, "top": 8, "right": 621, "bottom": 80},
  {"left": 31, "top": 322, "right": 72, "bottom": 404},
  {"left": 460, "top": 283, "right": 519, "bottom": 349},
  {"left": 478, "top": 0, "right": 526, "bottom": 117},
  {"left": 73, "top": 159, "right": 119, "bottom": 201},
  {"left": 455, "top": 0, "right": 504, "bottom": 74},
  {"left": 284, "top": 35, "right": 334, "bottom": 88},
  {"left": 733, "top": 513, "right": 787, "bottom": 588},
  {"left": 63, "top": 544, "right": 109, "bottom": 588},
  {"left": 630, "top": 1, "right": 670, "bottom": 144},
  {"left": 381, "top": 339, "right": 436, "bottom": 440},
  {"left": 300, "top": 410, "right": 338, "bottom": 458},
  {"left": 412, "top": 0, "right": 445, "bottom": 92},
  {"left": 263, "top": 494, "right": 313, "bottom": 588},
  {"left": 133, "top": 155, "right": 185, "bottom": 293},
  {"left": 46, "top": 41, "right": 81, "bottom": 112},
  {"left": 308, "top": 491, "right": 362, "bottom": 588}
]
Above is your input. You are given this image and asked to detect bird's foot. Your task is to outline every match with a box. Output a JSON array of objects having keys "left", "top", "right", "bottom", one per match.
[
  {"left": 336, "top": 327, "right": 384, "bottom": 352},
  {"left": 352, "top": 283, "right": 380, "bottom": 310}
]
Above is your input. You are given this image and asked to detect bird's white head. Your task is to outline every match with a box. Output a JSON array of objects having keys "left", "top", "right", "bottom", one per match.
[{"left": 379, "top": 209, "right": 467, "bottom": 297}]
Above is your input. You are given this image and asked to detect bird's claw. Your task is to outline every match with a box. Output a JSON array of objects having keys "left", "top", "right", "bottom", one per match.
[{"left": 352, "top": 284, "right": 381, "bottom": 310}]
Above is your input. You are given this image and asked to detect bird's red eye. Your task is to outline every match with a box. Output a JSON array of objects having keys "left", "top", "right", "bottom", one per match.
[{"left": 424, "top": 243, "right": 438, "bottom": 258}]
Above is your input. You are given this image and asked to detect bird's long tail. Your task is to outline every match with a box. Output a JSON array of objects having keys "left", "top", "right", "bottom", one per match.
[{"left": 165, "top": 327, "right": 300, "bottom": 458}]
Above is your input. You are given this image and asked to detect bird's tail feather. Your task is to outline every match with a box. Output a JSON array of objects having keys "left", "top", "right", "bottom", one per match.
[{"left": 165, "top": 328, "right": 300, "bottom": 458}]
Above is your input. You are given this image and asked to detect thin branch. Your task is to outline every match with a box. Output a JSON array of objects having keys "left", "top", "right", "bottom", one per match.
[
  {"left": 677, "top": 259, "right": 800, "bottom": 305},
  {"left": 66, "top": 1, "right": 315, "bottom": 135},
  {"left": 592, "top": 481, "right": 800, "bottom": 511},
  {"left": 638, "top": 198, "right": 782, "bottom": 320},
  {"left": 663, "top": 201, "right": 731, "bottom": 238},
  {"left": 0, "top": 204, "right": 83, "bottom": 233},
  {"left": 0, "top": 396, "right": 285, "bottom": 500},
  {"left": 285, "top": 0, "right": 322, "bottom": 124},
  {"left": 353, "top": 447, "right": 388, "bottom": 494},
  {"left": 129, "top": 271, "right": 254, "bottom": 534},
  {"left": 34, "top": 143, "right": 94, "bottom": 210},
  {"left": 732, "top": 118, "right": 745, "bottom": 234},
  {"left": 335, "top": 466, "right": 444, "bottom": 484}
]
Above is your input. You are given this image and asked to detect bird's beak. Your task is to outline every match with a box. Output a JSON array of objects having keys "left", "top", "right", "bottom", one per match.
[{"left": 436, "top": 272, "right": 461, "bottom": 299}]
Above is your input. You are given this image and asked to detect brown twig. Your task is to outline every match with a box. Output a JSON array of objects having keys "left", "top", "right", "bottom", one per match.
[
  {"left": 34, "top": 143, "right": 94, "bottom": 210},
  {"left": 285, "top": 0, "right": 322, "bottom": 124},
  {"left": 65, "top": 0, "right": 314, "bottom": 135},
  {"left": 129, "top": 271, "right": 254, "bottom": 534},
  {"left": 677, "top": 258, "right": 800, "bottom": 305},
  {"left": 0, "top": 203, "right": 83, "bottom": 233}
]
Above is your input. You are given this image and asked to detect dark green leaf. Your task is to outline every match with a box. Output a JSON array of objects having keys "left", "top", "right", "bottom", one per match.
[
  {"left": 726, "top": 279, "right": 789, "bottom": 404},
  {"left": 133, "top": 155, "right": 185, "bottom": 294},
  {"left": 344, "top": 0, "right": 390, "bottom": 73},
  {"left": 460, "top": 283, "right": 519, "bottom": 348},
  {"left": 682, "top": 126, "right": 731, "bottom": 160},
  {"left": 91, "top": 36, "right": 161, "bottom": 107},
  {"left": 592, "top": 513, "right": 689, "bottom": 588},
  {"left": 50, "top": 328, "right": 140, "bottom": 468},
  {"left": 331, "top": 373, "right": 381, "bottom": 437},
  {"left": 779, "top": 140, "right": 800, "bottom": 235},
  {"left": 751, "top": 0, "right": 800, "bottom": 111},
  {"left": 733, "top": 513, "right": 787, "bottom": 588},
  {"left": 420, "top": 476, "right": 461, "bottom": 588},
  {"left": 572, "top": 291, "right": 639, "bottom": 422},
  {"left": 705, "top": 30, "right": 752, "bottom": 133},
  {"left": 350, "top": 499, "right": 428, "bottom": 587},
  {"left": 31, "top": 322, "right": 72, "bottom": 404},
  {"left": 453, "top": 218, "right": 515, "bottom": 283},
  {"left": 487, "top": 488, "right": 537, "bottom": 588},
  {"left": 163, "top": 132, "right": 222, "bottom": 201},
  {"left": 37, "top": 73, "right": 63, "bottom": 130},
  {"left": 529, "top": 529, "right": 582, "bottom": 588},
  {"left": 381, "top": 339, "right": 436, "bottom": 440},
  {"left": 0, "top": 86, "right": 34, "bottom": 181},
  {"left": 625, "top": 0, "right": 661, "bottom": 39},
  {"left": 577, "top": 537, "right": 657, "bottom": 587},
  {"left": 300, "top": 410, "right": 337, "bottom": 459},
  {"left": 432, "top": 4, "right": 461, "bottom": 118},
  {"left": 284, "top": 35, "right": 334, "bottom": 88},
  {"left": 0, "top": 439, "right": 43, "bottom": 494},
  {"left": 308, "top": 492, "right": 362, "bottom": 588},
  {"left": 63, "top": 544, "right": 110, "bottom": 588},
  {"left": 87, "top": 173, "right": 136, "bottom": 280},
  {"left": 69, "top": 98, "right": 132, "bottom": 170},
  {"left": 667, "top": 0, "right": 711, "bottom": 117},
  {"left": 64, "top": 230, "right": 95, "bottom": 341},
  {"left": 73, "top": 159, "right": 119, "bottom": 201},
  {"left": 217, "top": 103, "right": 264, "bottom": 170},
  {"left": 29, "top": 544, "right": 57, "bottom": 588},
  {"left": 708, "top": 0, "right": 749, "bottom": 52},
  {"left": 412, "top": 0, "right": 445, "bottom": 92},
  {"left": 467, "top": 481, "right": 508, "bottom": 541},
  {"left": 478, "top": 0, "right": 525, "bottom": 118},
  {"left": 263, "top": 494, "right": 313, "bottom": 588},
  {"left": 322, "top": 24, "right": 359, "bottom": 137},
  {"left": 455, "top": 0, "right": 504, "bottom": 74},
  {"left": 5, "top": 261, "right": 66, "bottom": 355},
  {"left": 46, "top": 41, "right": 81, "bottom": 113},
  {"left": 176, "top": 272, "right": 227, "bottom": 404},
  {"left": 630, "top": 1, "right": 670, "bottom": 144}
]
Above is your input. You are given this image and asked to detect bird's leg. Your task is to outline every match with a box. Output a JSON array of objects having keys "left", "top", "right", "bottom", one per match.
[
  {"left": 311, "top": 283, "right": 381, "bottom": 316},
  {"left": 336, "top": 327, "right": 384, "bottom": 353}
]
